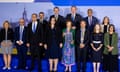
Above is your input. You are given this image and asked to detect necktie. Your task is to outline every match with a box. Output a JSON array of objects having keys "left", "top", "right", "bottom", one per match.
[
  {"left": 72, "top": 14, "right": 75, "bottom": 21},
  {"left": 81, "top": 30, "right": 85, "bottom": 43},
  {"left": 55, "top": 15, "right": 58, "bottom": 21},
  {"left": 33, "top": 23, "right": 36, "bottom": 33},
  {"left": 20, "top": 26, "right": 23, "bottom": 40},
  {"left": 89, "top": 17, "right": 92, "bottom": 25}
]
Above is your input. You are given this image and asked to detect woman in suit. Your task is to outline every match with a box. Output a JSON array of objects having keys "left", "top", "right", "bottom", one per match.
[
  {"left": 104, "top": 24, "right": 119, "bottom": 72},
  {"left": 62, "top": 20, "right": 75, "bottom": 72},
  {"left": 90, "top": 24, "right": 103, "bottom": 72},
  {"left": 101, "top": 16, "right": 110, "bottom": 34},
  {"left": 44, "top": 17, "right": 62, "bottom": 72},
  {"left": 0, "top": 21, "right": 14, "bottom": 70}
]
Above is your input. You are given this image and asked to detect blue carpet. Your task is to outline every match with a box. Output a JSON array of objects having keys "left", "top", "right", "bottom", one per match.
[{"left": 0, "top": 55, "right": 119, "bottom": 72}]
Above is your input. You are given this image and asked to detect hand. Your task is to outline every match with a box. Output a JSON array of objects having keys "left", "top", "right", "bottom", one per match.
[
  {"left": 108, "top": 47, "right": 113, "bottom": 52},
  {"left": 93, "top": 47, "right": 97, "bottom": 51},
  {"left": 71, "top": 40, "right": 74, "bottom": 44},
  {"left": 80, "top": 43, "right": 85, "bottom": 48},
  {"left": 96, "top": 47, "right": 101, "bottom": 51},
  {"left": 26, "top": 43, "right": 30, "bottom": 47},
  {"left": 72, "top": 26, "right": 76, "bottom": 29},
  {"left": 44, "top": 44, "right": 47, "bottom": 50},
  {"left": 39, "top": 43, "right": 43, "bottom": 46},
  {"left": 60, "top": 43, "right": 63, "bottom": 48}
]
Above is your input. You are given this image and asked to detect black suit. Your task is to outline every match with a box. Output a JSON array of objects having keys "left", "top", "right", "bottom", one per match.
[
  {"left": 50, "top": 15, "right": 65, "bottom": 30},
  {"left": 27, "top": 21, "right": 43, "bottom": 71},
  {"left": 75, "top": 29, "right": 89, "bottom": 72},
  {"left": 14, "top": 26, "right": 27, "bottom": 69},
  {"left": 66, "top": 13, "right": 83, "bottom": 30},
  {"left": 38, "top": 19, "right": 48, "bottom": 58},
  {"left": 84, "top": 16, "right": 99, "bottom": 32}
]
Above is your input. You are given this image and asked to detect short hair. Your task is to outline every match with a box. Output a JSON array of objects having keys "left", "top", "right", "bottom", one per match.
[
  {"left": 71, "top": 6, "right": 77, "bottom": 9},
  {"left": 3, "top": 20, "right": 11, "bottom": 28},
  {"left": 39, "top": 12, "right": 44, "bottom": 15},
  {"left": 87, "top": 8, "right": 93, "bottom": 12},
  {"left": 108, "top": 24, "right": 115, "bottom": 32},
  {"left": 32, "top": 13, "right": 37, "bottom": 17},
  {"left": 54, "top": 7, "right": 59, "bottom": 10}
]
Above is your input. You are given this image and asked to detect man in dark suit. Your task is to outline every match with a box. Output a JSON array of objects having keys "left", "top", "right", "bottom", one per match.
[
  {"left": 66, "top": 6, "right": 83, "bottom": 30},
  {"left": 84, "top": 9, "right": 99, "bottom": 32},
  {"left": 14, "top": 18, "right": 27, "bottom": 70},
  {"left": 75, "top": 20, "right": 89, "bottom": 72},
  {"left": 50, "top": 7, "right": 65, "bottom": 30},
  {"left": 26, "top": 13, "right": 43, "bottom": 72},
  {"left": 38, "top": 12, "right": 48, "bottom": 59}
]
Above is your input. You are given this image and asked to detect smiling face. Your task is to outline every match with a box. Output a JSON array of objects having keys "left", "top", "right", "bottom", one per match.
[
  {"left": 109, "top": 26, "right": 114, "bottom": 32},
  {"left": 3, "top": 21, "right": 9, "bottom": 29}
]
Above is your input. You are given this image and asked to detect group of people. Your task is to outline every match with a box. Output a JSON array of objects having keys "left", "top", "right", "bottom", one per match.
[{"left": 0, "top": 6, "right": 119, "bottom": 72}]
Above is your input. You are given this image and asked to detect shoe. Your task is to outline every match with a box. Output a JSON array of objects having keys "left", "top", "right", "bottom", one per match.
[
  {"left": 2, "top": 67, "right": 7, "bottom": 70},
  {"left": 8, "top": 67, "right": 11, "bottom": 70}
]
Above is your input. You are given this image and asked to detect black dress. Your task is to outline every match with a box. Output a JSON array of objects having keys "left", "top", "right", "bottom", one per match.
[
  {"left": 48, "top": 28, "right": 59, "bottom": 59},
  {"left": 91, "top": 33, "right": 103, "bottom": 62}
]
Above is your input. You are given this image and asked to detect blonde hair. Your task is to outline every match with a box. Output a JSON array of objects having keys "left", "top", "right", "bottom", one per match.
[{"left": 93, "top": 24, "right": 101, "bottom": 33}]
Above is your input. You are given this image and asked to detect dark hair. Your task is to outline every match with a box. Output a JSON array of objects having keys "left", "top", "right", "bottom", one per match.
[
  {"left": 109, "top": 24, "right": 115, "bottom": 32},
  {"left": 102, "top": 16, "right": 110, "bottom": 24},
  {"left": 87, "top": 8, "right": 93, "bottom": 13},
  {"left": 54, "top": 7, "right": 59, "bottom": 10},
  {"left": 66, "top": 20, "right": 73, "bottom": 27},
  {"left": 39, "top": 12, "right": 44, "bottom": 15},
  {"left": 32, "top": 13, "right": 37, "bottom": 17},
  {"left": 49, "top": 17, "right": 56, "bottom": 26},
  {"left": 80, "top": 20, "right": 86, "bottom": 26},
  {"left": 3, "top": 20, "right": 11, "bottom": 28},
  {"left": 71, "top": 6, "right": 77, "bottom": 9}
]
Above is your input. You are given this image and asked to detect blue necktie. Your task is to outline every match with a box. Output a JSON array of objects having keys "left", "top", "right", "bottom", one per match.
[
  {"left": 33, "top": 23, "right": 36, "bottom": 33},
  {"left": 20, "top": 26, "right": 23, "bottom": 40}
]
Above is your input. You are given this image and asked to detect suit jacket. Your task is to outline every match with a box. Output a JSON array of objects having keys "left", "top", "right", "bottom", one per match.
[
  {"left": 104, "top": 32, "right": 118, "bottom": 55},
  {"left": 26, "top": 21, "right": 43, "bottom": 45},
  {"left": 66, "top": 13, "right": 83, "bottom": 29},
  {"left": 0, "top": 28, "right": 14, "bottom": 42},
  {"left": 50, "top": 15, "right": 65, "bottom": 30},
  {"left": 45, "top": 25, "right": 62, "bottom": 49},
  {"left": 75, "top": 29, "right": 89, "bottom": 48},
  {"left": 14, "top": 26, "right": 27, "bottom": 46},
  {"left": 84, "top": 16, "right": 99, "bottom": 32}
]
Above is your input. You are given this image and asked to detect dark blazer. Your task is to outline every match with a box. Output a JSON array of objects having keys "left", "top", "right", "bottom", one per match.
[
  {"left": 50, "top": 15, "right": 65, "bottom": 30},
  {"left": 26, "top": 21, "right": 43, "bottom": 45},
  {"left": 45, "top": 25, "right": 62, "bottom": 49},
  {"left": 0, "top": 28, "right": 14, "bottom": 42},
  {"left": 75, "top": 29, "right": 89, "bottom": 48},
  {"left": 14, "top": 26, "right": 27, "bottom": 46},
  {"left": 84, "top": 16, "right": 99, "bottom": 32},
  {"left": 66, "top": 13, "right": 83, "bottom": 29}
]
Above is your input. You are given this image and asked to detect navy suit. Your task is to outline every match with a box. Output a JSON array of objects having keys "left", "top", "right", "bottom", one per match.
[
  {"left": 66, "top": 13, "right": 83, "bottom": 30},
  {"left": 84, "top": 16, "right": 99, "bottom": 32},
  {"left": 14, "top": 26, "right": 27, "bottom": 69},
  {"left": 75, "top": 29, "right": 89, "bottom": 72}
]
